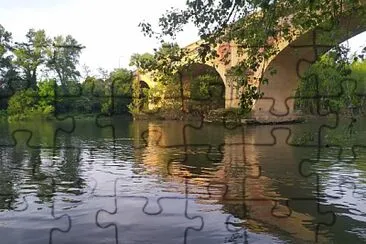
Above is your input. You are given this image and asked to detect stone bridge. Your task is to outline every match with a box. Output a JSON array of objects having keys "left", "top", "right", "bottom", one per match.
[{"left": 138, "top": 2, "right": 366, "bottom": 121}]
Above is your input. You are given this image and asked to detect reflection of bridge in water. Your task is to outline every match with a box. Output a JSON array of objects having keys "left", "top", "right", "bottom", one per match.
[
  {"left": 132, "top": 123, "right": 329, "bottom": 241},
  {"left": 132, "top": 121, "right": 333, "bottom": 242}
]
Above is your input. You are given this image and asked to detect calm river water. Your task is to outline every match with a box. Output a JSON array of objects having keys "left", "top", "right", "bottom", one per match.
[{"left": 0, "top": 116, "right": 366, "bottom": 243}]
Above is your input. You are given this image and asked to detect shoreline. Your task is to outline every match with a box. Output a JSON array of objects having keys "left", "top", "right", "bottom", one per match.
[{"left": 1, "top": 110, "right": 361, "bottom": 125}]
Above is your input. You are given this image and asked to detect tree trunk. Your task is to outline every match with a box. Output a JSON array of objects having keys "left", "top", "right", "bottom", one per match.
[{"left": 178, "top": 72, "right": 185, "bottom": 112}]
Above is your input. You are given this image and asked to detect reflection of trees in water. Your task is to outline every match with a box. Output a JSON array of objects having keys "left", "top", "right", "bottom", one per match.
[
  {"left": 0, "top": 133, "right": 85, "bottom": 210},
  {"left": 0, "top": 148, "right": 19, "bottom": 210}
]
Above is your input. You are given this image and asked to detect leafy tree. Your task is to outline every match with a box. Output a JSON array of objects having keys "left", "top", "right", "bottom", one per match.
[
  {"left": 46, "top": 35, "right": 84, "bottom": 93},
  {"left": 97, "top": 67, "right": 109, "bottom": 81},
  {"left": 128, "top": 53, "right": 154, "bottom": 113},
  {"left": 129, "top": 53, "right": 154, "bottom": 70},
  {"left": 7, "top": 89, "right": 37, "bottom": 121},
  {"left": 0, "top": 25, "right": 18, "bottom": 109},
  {"left": 102, "top": 68, "right": 133, "bottom": 114},
  {"left": 81, "top": 76, "right": 103, "bottom": 112},
  {"left": 7, "top": 79, "right": 56, "bottom": 121},
  {"left": 295, "top": 46, "right": 360, "bottom": 113},
  {"left": 110, "top": 68, "right": 133, "bottom": 97},
  {"left": 81, "top": 64, "right": 92, "bottom": 79},
  {"left": 37, "top": 79, "right": 56, "bottom": 108},
  {"left": 12, "top": 29, "right": 51, "bottom": 90}
]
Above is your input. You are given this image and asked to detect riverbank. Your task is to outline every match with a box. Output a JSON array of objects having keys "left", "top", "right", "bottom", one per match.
[
  {"left": 2, "top": 108, "right": 359, "bottom": 125},
  {"left": 132, "top": 108, "right": 307, "bottom": 125},
  {"left": 0, "top": 112, "right": 133, "bottom": 123}
]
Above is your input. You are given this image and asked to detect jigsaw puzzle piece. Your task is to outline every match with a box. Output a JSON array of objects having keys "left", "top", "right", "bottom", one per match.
[
  {"left": 8, "top": 117, "right": 76, "bottom": 149},
  {"left": 96, "top": 177, "right": 203, "bottom": 244},
  {"left": 133, "top": 122, "right": 326, "bottom": 200},
  {"left": 185, "top": 179, "right": 334, "bottom": 243},
  {"left": 204, "top": 127, "right": 324, "bottom": 200},
  {"left": 47, "top": 176, "right": 112, "bottom": 244},
  {"left": 0, "top": 144, "right": 82, "bottom": 210},
  {"left": 0, "top": 146, "right": 28, "bottom": 210},
  {"left": 254, "top": 9, "right": 359, "bottom": 118},
  {"left": 321, "top": 181, "right": 366, "bottom": 243},
  {"left": 0, "top": 196, "right": 70, "bottom": 244},
  {"left": 0, "top": 179, "right": 71, "bottom": 244}
]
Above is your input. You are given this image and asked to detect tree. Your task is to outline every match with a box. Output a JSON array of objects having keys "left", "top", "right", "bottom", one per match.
[
  {"left": 295, "top": 45, "right": 359, "bottom": 113},
  {"left": 100, "top": 68, "right": 133, "bottom": 115},
  {"left": 46, "top": 35, "right": 84, "bottom": 93},
  {"left": 129, "top": 52, "right": 154, "bottom": 70},
  {"left": 97, "top": 67, "right": 109, "bottom": 81},
  {"left": 12, "top": 29, "right": 51, "bottom": 90},
  {"left": 110, "top": 68, "right": 133, "bottom": 97},
  {"left": 139, "top": 0, "right": 366, "bottom": 111},
  {"left": 0, "top": 25, "right": 18, "bottom": 108},
  {"left": 81, "top": 64, "right": 92, "bottom": 79},
  {"left": 81, "top": 76, "right": 105, "bottom": 113}
]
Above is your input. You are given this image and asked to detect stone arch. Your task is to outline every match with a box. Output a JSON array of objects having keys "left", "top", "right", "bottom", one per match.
[
  {"left": 140, "top": 80, "right": 150, "bottom": 89},
  {"left": 181, "top": 63, "right": 226, "bottom": 111},
  {"left": 253, "top": 6, "right": 366, "bottom": 118}
]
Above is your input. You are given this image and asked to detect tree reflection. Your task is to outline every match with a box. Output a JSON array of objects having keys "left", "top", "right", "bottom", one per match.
[{"left": 0, "top": 125, "right": 85, "bottom": 210}]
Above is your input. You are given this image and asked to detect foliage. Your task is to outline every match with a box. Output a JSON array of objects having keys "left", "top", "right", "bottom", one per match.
[
  {"left": 0, "top": 25, "right": 137, "bottom": 119},
  {"left": 12, "top": 29, "right": 51, "bottom": 90},
  {"left": 189, "top": 68, "right": 225, "bottom": 112},
  {"left": 190, "top": 70, "right": 223, "bottom": 100},
  {"left": 46, "top": 35, "right": 84, "bottom": 92},
  {"left": 129, "top": 53, "right": 154, "bottom": 70},
  {"left": 350, "top": 58, "right": 366, "bottom": 94},
  {"left": 101, "top": 68, "right": 133, "bottom": 115},
  {"left": 128, "top": 76, "right": 143, "bottom": 114},
  {"left": 110, "top": 68, "right": 133, "bottom": 97},
  {"left": 0, "top": 25, "right": 18, "bottom": 95},
  {"left": 295, "top": 48, "right": 366, "bottom": 114},
  {"left": 37, "top": 79, "right": 56, "bottom": 108},
  {"left": 7, "top": 79, "right": 57, "bottom": 121},
  {"left": 131, "top": 43, "right": 202, "bottom": 112}
]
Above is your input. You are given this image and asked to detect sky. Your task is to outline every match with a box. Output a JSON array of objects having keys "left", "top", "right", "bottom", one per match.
[{"left": 0, "top": 0, "right": 365, "bottom": 76}]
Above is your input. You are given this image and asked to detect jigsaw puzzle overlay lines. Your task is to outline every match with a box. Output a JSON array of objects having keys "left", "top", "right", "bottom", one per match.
[{"left": 1, "top": 2, "right": 366, "bottom": 244}]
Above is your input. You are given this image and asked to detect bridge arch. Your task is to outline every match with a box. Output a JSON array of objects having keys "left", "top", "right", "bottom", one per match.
[
  {"left": 181, "top": 63, "right": 226, "bottom": 111},
  {"left": 250, "top": 6, "right": 366, "bottom": 118}
]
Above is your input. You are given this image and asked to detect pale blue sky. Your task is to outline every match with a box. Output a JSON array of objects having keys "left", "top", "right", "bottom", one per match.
[
  {"left": 0, "top": 0, "right": 365, "bottom": 75},
  {"left": 0, "top": 0, "right": 196, "bottom": 74}
]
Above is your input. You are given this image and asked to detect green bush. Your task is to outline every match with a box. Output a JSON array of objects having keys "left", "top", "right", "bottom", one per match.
[
  {"left": 7, "top": 79, "right": 57, "bottom": 121},
  {"left": 7, "top": 89, "right": 38, "bottom": 120},
  {"left": 295, "top": 53, "right": 365, "bottom": 114}
]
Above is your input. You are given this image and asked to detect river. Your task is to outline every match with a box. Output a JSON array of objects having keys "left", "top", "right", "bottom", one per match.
[{"left": 0, "top": 116, "right": 365, "bottom": 243}]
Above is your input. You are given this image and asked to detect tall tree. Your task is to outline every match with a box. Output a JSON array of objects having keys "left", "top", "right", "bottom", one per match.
[
  {"left": 129, "top": 52, "right": 154, "bottom": 70},
  {"left": 0, "top": 25, "right": 17, "bottom": 93},
  {"left": 47, "top": 35, "right": 84, "bottom": 92},
  {"left": 102, "top": 68, "right": 134, "bottom": 114},
  {"left": 12, "top": 29, "right": 51, "bottom": 90},
  {"left": 109, "top": 68, "right": 133, "bottom": 97},
  {"left": 81, "top": 64, "right": 92, "bottom": 79}
]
